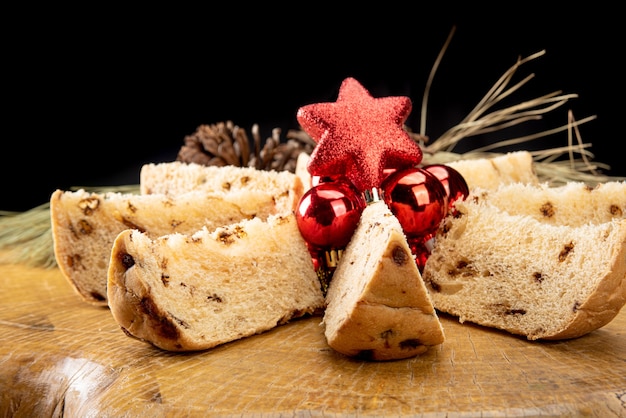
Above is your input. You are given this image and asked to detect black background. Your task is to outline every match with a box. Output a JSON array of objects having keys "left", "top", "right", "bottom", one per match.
[{"left": 3, "top": 8, "right": 623, "bottom": 212}]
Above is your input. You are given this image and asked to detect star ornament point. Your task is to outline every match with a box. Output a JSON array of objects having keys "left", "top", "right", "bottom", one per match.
[{"left": 297, "top": 77, "right": 422, "bottom": 193}]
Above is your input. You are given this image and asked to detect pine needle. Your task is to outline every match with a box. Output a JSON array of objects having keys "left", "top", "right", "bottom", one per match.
[
  {"left": 422, "top": 50, "right": 581, "bottom": 154},
  {"left": 417, "top": 27, "right": 624, "bottom": 186},
  {"left": 420, "top": 25, "right": 456, "bottom": 141}
]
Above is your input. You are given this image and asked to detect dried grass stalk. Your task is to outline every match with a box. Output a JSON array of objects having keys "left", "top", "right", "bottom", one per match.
[
  {"left": 0, "top": 203, "right": 55, "bottom": 268},
  {"left": 417, "top": 32, "right": 624, "bottom": 186}
]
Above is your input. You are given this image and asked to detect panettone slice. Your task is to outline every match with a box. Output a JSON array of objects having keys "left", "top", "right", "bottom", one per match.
[{"left": 322, "top": 200, "right": 445, "bottom": 361}]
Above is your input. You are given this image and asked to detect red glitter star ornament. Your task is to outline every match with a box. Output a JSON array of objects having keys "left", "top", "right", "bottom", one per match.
[{"left": 297, "top": 77, "right": 423, "bottom": 194}]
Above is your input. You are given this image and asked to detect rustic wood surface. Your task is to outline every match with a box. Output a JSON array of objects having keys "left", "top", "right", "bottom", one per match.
[{"left": 1, "top": 262, "right": 625, "bottom": 417}]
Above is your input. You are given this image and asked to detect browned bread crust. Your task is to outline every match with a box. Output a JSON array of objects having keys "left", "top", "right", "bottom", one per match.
[
  {"left": 446, "top": 151, "right": 539, "bottom": 190},
  {"left": 140, "top": 161, "right": 304, "bottom": 213}
]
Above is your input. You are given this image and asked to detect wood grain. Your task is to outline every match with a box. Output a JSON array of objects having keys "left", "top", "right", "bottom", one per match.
[{"left": 1, "top": 263, "right": 625, "bottom": 417}]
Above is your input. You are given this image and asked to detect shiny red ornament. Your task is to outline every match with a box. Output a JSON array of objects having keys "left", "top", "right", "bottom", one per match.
[
  {"left": 408, "top": 236, "right": 434, "bottom": 273},
  {"left": 296, "top": 181, "right": 366, "bottom": 250},
  {"left": 297, "top": 77, "right": 423, "bottom": 193},
  {"left": 423, "top": 164, "right": 469, "bottom": 211},
  {"left": 381, "top": 167, "right": 448, "bottom": 240}
]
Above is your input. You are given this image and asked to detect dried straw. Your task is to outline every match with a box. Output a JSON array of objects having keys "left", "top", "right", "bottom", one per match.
[
  {"left": 0, "top": 203, "right": 55, "bottom": 268},
  {"left": 417, "top": 30, "right": 624, "bottom": 186}
]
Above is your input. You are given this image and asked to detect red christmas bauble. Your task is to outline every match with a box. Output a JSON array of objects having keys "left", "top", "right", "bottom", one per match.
[
  {"left": 296, "top": 181, "right": 366, "bottom": 250},
  {"left": 423, "top": 164, "right": 469, "bottom": 211},
  {"left": 408, "top": 234, "right": 436, "bottom": 273},
  {"left": 381, "top": 167, "right": 448, "bottom": 239},
  {"left": 409, "top": 237, "right": 429, "bottom": 273}
]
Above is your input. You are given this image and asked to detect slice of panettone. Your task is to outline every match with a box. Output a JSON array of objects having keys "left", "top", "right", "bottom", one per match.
[
  {"left": 107, "top": 213, "right": 325, "bottom": 351},
  {"left": 422, "top": 192, "right": 626, "bottom": 341},
  {"left": 322, "top": 200, "right": 445, "bottom": 361}
]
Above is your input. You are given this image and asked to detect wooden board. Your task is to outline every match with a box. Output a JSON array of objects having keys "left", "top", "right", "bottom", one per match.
[{"left": 1, "top": 262, "right": 625, "bottom": 417}]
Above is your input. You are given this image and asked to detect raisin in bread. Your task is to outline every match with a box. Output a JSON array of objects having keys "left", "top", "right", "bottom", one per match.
[
  {"left": 322, "top": 200, "right": 445, "bottom": 361},
  {"left": 140, "top": 161, "right": 303, "bottom": 212},
  {"left": 422, "top": 183, "right": 626, "bottom": 340},
  {"left": 107, "top": 213, "right": 325, "bottom": 351},
  {"left": 51, "top": 165, "right": 303, "bottom": 306}
]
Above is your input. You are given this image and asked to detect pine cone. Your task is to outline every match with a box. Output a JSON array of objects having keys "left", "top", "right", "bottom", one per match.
[
  {"left": 176, "top": 121, "right": 316, "bottom": 173},
  {"left": 176, "top": 121, "right": 250, "bottom": 168}
]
